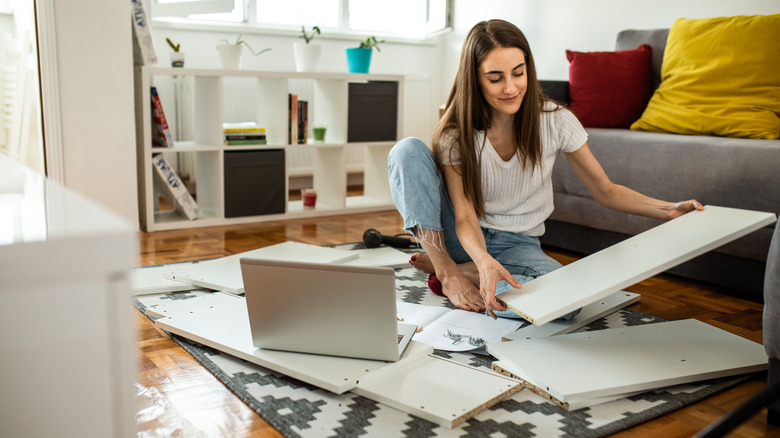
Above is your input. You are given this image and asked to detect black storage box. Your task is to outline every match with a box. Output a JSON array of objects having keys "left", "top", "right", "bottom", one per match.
[
  {"left": 347, "top": 81, "right": 398, "bottom": 142},
  {"left": 224, "top": 149, "right": 285, "bottom": 217}
]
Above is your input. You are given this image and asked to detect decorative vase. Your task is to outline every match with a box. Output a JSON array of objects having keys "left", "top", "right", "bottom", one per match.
[
  {"left": 218, "top": 44, "right": 244, "bottom": 70},
  {"left": 293, "top": 42, "right": 322, "bottom": 72},
  {"left": 170, "top": 51, "right": 185, "bottom": 68},
  {"left": 345, "top": 47, "right": 372, "bottom": 73}
]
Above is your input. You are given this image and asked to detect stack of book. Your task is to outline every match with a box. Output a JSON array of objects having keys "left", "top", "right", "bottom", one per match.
[
  {"left": 288, "top": 94, "right": 308, "bottom": 145},
  {"left": 223, "top": 122, "right": 267, "bottom": 146}
]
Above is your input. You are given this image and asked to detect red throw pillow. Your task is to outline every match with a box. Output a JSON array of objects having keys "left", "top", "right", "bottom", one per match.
[{"left": 566, "top": 45, "right": 653, "bottom": 128}]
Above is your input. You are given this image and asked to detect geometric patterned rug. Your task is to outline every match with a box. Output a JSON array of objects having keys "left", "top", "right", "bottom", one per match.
[{"left": 134, "top": 243, "right": 750, "bottom": 437}]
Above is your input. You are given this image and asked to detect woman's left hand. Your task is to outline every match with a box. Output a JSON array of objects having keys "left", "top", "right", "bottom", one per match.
[{"left": 667, "top": 200, "right": 704, "bottom": 220}]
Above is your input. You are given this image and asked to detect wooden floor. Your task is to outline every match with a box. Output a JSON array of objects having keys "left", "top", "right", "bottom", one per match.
[{"left": 135, "top": 208, "right": 778, "bottom": 437}]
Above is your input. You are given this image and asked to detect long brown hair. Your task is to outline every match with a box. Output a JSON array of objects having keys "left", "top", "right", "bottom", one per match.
[{"left": 433, "top": 19, "right": 551, "bottom": 219}]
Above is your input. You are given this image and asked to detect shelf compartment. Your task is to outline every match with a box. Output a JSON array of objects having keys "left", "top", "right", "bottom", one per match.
[{"left": 224, "top": 149, "right": 286, "bottom": 218}]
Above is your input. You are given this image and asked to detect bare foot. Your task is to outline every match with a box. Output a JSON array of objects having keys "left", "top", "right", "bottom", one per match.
[
  {"left": 410, "top": 253, "right": 480, "bottom": 286},
  {"left": 440, "top": 274, "right": 485, "bottom": 312},
  {"left": 409, "top": 252, "right": 435, "bottom": 274}
]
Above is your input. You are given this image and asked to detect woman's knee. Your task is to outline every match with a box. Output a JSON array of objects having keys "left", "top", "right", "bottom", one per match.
[{"left": 389, "top": 137, "right": 431, "bottom": 165}]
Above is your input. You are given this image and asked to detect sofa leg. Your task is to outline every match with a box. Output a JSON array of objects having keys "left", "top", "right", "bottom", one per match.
[{"left": 770, "top": 359, "right": 780, "bottom": 426}]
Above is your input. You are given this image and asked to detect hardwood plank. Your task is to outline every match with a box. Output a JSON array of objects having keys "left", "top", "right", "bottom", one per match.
[{"left": 135, "top": 209, "right": 778, "bottom": 437}]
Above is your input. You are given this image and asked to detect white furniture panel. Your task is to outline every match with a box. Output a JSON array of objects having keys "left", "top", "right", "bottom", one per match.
[
  {"left": 487, "top": 319, "right": 767, "bottom": 403},
  {"left": 498, "top": 206, "right": 776, "bottom": 325},
  {"left": 0, "top": 154, "right": 136, "bottom": 437},
  {"left": 354, "top": 355, "right": 522, "bottom": 428},
  {"left": 162, "top": 241, "right": 357, "bottom": 294},
  {"left": 503, "top": 291, "right": 639, "bottom": 340},
  {"left": 153, "top": 292, "right": 433, "bottom": 394}
]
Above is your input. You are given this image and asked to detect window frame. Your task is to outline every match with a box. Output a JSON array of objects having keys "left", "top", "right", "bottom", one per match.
[
  {"left": 150, "top": 0, "right": 236, "bottom": 18},
  {"left": 150, "top": 0, "right": 453, "bottom": 43}
]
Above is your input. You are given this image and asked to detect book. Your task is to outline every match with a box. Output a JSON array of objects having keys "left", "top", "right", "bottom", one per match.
[
  {"left": 225, "top": 139, "right": 268, "bottom": 146},
  {"left": 298, "top": 100, "right": 309, "bottom": 144},
  {"left": 223, "top": 122, "right": 266, "bottom": 134},
  {"left": 288, "top": 94, "right": 299, "bottom": 145},
  {"left": 151, "top": 153, "right": 199, "bottom": 220},
  {"left": 151, "top": 87, "right": 174, "bottom": 148},
  {"left": 131, "top": 0, "right": 157, "bottom": 66},
  {"left": 224, "top": 134, "right": 266, "bottom": 140}
]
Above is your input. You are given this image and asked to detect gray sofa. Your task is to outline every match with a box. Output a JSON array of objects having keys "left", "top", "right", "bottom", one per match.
[
  {"left": 766, "top": 216, "right": 780, "bottom": 424},
  {"left": 539, "top": 29, "right": 780, "bottom": 299}
]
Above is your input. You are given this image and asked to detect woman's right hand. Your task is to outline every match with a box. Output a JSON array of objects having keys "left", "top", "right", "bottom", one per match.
[{"left": 475, "top": 256, "right": 523, "bottom": 319}]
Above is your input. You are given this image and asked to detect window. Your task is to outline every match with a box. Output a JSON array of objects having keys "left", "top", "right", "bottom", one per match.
[{"left": 151, "top": 0, "right": 451, "bottom": 40}]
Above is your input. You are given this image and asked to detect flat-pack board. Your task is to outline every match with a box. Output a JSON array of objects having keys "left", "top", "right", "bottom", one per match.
[
  {"left": 497, "top": 206, "right": 776, "bottom": 325},
  {"left": 487, "top": 319, "right": 767, "bottom": 405}
]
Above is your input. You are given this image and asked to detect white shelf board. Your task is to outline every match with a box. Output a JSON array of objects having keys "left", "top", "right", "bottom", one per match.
[
  {"left": 345, "top": 195, "right": 394, "bottom": 209},
  {"left": 487, "top": 319, "right": 767, "bottom": 402},
  {"left": 354, "top": 355, "right": 522, "bottom": 428},
  {"left": 491, "top": 361, "right": 644, "bottom": 411},
  {"left": 144, "top": 66, "right": 404, "bottom": 82},
  {"left": 162, "top": 242, "right": 358, "bottom": 294},
  {"left": 498, "top": 206, "right": 776, "bottom": 325},
  {"left": 153, "top": 210, "right": 221, "bottom": 225},
  {"left": 152, "top": 141, "right": 221, "bottom": 152},
  {"left": 154, "top": 292, "right": 433, "bottom": 394},
  {"left": 503, "top": 291, "right": 640, "bottom": 341}
]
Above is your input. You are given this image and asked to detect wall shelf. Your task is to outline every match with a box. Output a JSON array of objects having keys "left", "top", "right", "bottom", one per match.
[{"left": 135, "top": 67, "right": 403, "bottom": 231}]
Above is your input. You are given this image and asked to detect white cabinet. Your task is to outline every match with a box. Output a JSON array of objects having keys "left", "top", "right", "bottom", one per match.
[
  {"left": 0, "top": 154, "right": 136, "bottom": 437},
  {"left": 134, "top": 67, "right": 403, "bottom": 232}
]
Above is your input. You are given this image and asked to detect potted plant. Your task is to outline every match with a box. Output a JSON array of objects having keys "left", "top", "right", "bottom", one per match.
[
  {"left": 293, "top": 26, "right": 322, "bottom": 72},
  {"left": 166, "top": 37, "right": 184, "bottom": 68},
  {"left": 217, "top": 34, "right": 272, "bottom": 70},
  {"left": 346, "top": 36, "right": 384, "bottom": 73}
]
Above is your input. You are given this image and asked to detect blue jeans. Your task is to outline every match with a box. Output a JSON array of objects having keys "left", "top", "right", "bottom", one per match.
[{"left": 388, "top": 137, "right": 578, "bottom": 320}]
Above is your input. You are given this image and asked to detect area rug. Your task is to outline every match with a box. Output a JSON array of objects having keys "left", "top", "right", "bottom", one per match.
[{"left": 134, "top": 243, "right": 750, "bottom": 438}]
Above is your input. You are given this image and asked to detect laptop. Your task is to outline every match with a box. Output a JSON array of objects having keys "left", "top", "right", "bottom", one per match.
[{"left": 240, "top": 258, "right": 417, "bottom": 361}]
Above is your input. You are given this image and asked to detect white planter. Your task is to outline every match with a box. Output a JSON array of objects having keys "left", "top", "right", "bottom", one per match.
[
  {"left": 293, "top": 42, "right": 322, "bottom": 72},
  {"left": 218, "top": 44, "right": 244, "bottom": 69}
]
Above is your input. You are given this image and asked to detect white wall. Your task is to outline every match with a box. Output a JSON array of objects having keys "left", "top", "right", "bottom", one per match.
[
  {"left": 149, "top": 26, "right": 443, "bottom": 78},
  {"left": 50, "top": 0, "right": 138, "bottom": 223},
  {"left": 45, "top": 1, "right": 779, "bottom": 228},
  {"left": 440, "top": 0, "right": 780, "bottom": 104}
]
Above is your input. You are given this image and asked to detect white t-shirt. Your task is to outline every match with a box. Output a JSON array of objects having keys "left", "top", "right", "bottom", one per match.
[{"left": 437, "top": 102, "right": 588, "bottom": 236}]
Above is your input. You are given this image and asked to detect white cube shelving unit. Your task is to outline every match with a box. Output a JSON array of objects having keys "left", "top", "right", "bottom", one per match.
[{"left": 134, "top": 67, "right": 403, "bottom": 232}]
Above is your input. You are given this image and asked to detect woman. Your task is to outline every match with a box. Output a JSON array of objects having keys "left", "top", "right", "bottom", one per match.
[{"left": 387, "top": 19, "right": 702, "bottom": 320}]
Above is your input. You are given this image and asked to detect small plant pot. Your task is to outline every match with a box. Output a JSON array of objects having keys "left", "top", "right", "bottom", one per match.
[
  {"left": 345, "top": 47, "right": 372, "bottom": 73},
  {"left": 293, "top": 42, "right": 322, "bottom": 72},
  {"left": 170, "top": 52, "right": 185, "bottom": 68},
  {"left": 218, "top": 44, "right": 244, "bottom": 69}
]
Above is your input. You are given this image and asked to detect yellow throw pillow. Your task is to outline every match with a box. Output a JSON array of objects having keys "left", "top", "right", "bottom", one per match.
[{"left": 631, "top": 14, "right": 780, "bottom": 139}]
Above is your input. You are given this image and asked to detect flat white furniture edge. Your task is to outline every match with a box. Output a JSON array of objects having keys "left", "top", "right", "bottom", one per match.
[
  {"left": 487, "top": 319, "right": 768, "bottom": 403},
  {"left": 354, "top": 355, "right": 522, "bottom": 428},
  {"left": 160, "top": 241, "right": 357, "bottom": 294},
  {"left": 152, "top": 292, "right": 521, "bottom": 427},
  {"left": 491, "top": 361, "right": 644, "bottom": 411},
  {"left": 498, "top": 206, "right": 777, "bottom": 325},
  {"left": 503, "top": 290, "right": 640, "bottom": 341},
  {"left": 152, "top": 292, "right": 428, "bottom": 394}
]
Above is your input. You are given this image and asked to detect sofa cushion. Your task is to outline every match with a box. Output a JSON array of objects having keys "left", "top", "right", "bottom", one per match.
[
  {"left": 615, "top": 28, "right": 669, "bottom": 89},
  {"left": 566, "top": 45, "right": 653, "bottom": 128},
  {"left": 631, "top": 14, "right": 780, "bottom": 139}
]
